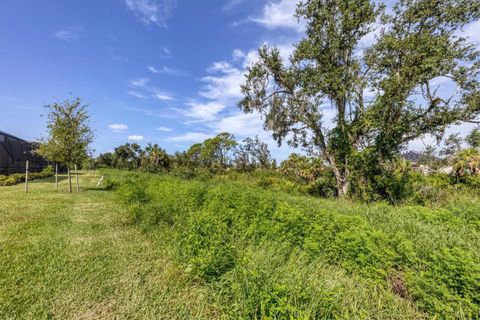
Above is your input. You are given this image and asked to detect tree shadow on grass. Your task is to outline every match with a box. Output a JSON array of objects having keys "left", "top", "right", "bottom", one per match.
[{"left": 30, "top": 176, "right": 68, "bottom": 184}]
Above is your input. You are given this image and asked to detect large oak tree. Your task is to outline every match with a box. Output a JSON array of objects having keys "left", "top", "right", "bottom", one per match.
[{"left": 239, "top": 0, "right": 480, "bottom": 197}]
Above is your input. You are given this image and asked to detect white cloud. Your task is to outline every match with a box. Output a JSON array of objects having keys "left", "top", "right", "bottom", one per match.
[
  {"left": 200, "top": 62, "right": 245, "bottom": 101},
  {"left": 183, "top": 101, "right": 226, "bottom": 121},
  {"left": 54, "top": 30, "right": 79, "bottom": 42},
  {"left": 108, "top": 123, "right": 129, "bottom": 132},
  {"left": 207, "top": 61, "right": 238, "bottom": 73},
  {"left": 125, "top": 0, "right": 177, "bottom": 27},
  {"left": 251, "top": 0, "right": 303, "bottom": 32},
  {"left": 127, "top": 78, "right": 174, "bottom": 100},
  {"left": 128, "top": 135, "right": 144, "bottom": 142},
  {"left": 232, "top": 49, "right": 246, "bottom": 61},
  {"left": 167, "top": 132, "right": 212, "bottom": 142},
  {"left": 130, "top": 78, "right": 149, "bottom": 87},
  {"left": 153, "top": 93, "right": 174, "bottom": 101},
  {"left": 148, "top": 65, "right": 187, "bottom": 76},
  {"left": 465, "top": 20, "right": 480, "bottom": 46},
  {"left": 157, "top": 126, "right": 172, "bottom": 132},
  {"left": 210, "top": 112, "right": 264, "bottom": 137},
  {"left": 127, "top": 91, "right": 148, "bottom": 99}
]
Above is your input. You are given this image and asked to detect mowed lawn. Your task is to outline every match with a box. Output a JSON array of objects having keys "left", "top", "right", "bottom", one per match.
[{"left": 0, "top": 173, "right": 214, "bottom": 319}]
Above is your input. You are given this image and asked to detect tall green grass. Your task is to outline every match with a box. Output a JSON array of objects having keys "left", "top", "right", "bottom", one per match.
[{"left": 109, "top": 170, "right": 480, "bottom": 319}]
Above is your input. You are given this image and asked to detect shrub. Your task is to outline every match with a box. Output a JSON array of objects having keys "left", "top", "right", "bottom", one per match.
[
  {"left": 116, "top": 177, "right": 151, "bottom": 205},
  {"left": 0, "top": 166, "right": 54, "bottom": 186},
  {"left": 181, "top": 210, "right": 238, "bottom": 280},
  {"left": 407, "top": 247, "right": 480, "bottom": 318}
]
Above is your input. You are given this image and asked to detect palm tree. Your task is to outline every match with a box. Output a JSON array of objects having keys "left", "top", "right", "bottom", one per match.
[
  {"left": 453, "top": 148, "right": 480, "bottom": 178},
  {"left": 143, "top": 143, "right": 170, "bottom": 172}
]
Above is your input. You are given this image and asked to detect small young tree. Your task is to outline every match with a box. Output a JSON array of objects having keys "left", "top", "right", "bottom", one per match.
[{"left": 38, "top": 98, "right": 94, "bottom": 193}]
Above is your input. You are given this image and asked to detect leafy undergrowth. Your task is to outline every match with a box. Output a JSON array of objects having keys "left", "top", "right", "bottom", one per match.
[
  {"left": 110, "top": 170, "right": 480, "bottom": 319},
  {"left": 2, "top": 170, "right": 478, "bottom": 319},
  {"left": 0, "top": 166, "right": 54, "bottom": 186}
]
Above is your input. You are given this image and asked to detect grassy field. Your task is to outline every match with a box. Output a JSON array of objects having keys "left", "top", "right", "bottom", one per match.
[
  {"left": 1, "top": 171, "right": 479, "bottom": 319},
  {"left": 0, "top": 173, "right": 217, "bottom": 319}
]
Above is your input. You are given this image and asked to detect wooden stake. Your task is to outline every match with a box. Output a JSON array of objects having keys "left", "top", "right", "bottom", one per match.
[
  {"left": 55, "top": 163, "right": 58, "bottom": 191},
  {"left": 67, "top": 167, "right": 72, "bottom": 193},
  {"left": 75, "top": 164, "right": 79, "bottom": 193},
  {"left": 96, "top": 176, "right": 104, "bottom": 187},
  {"left": 25, "top": 160, "right": 29, "bottom": 193}
]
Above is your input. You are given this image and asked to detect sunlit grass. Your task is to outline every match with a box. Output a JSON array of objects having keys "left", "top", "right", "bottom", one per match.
[
  {"left": 0, "top": 173, "right": 215, "bottom": 319},
  {"left": 1, "top": 170, "right": 478, "bottom": 319}
]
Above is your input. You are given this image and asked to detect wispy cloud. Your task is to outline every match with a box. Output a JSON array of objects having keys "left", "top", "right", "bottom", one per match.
[
  {"left": 130, "top": 78, "right": 150, "bottom": 87},
  {"left": 125, "top": 0, "right": 177, "bottom": 27},
  {"left": 108, "top": 123, "right": 129, "bottom": 132},
  {"left": 106, "top": 47, "right": 129, "bottom": 62},
  {"left": 157, "top": 126, "right": 172, "bottom": 132},
  {"left": 199, "top": 61, "right": 245, "bottom": 101},
  {"left": 465, "top": 20, "right": 480, "bottom": 47},
  {"left": 128, "top": 135, "right": 144, "bottom": 142},
  {"left": 123, "top": 106, "right": 179, "bottom": 118},
  {"left": 153, "top": 93, "right": 174, "bottom": 101},
  {"left": 183, "top": 101, "right": 226, "bottom": 122},
  {"left": 54, "top": 29, "right": 82, "bottom": 42},
  {"left": 127, "top": 91, "right": 149, "bottom": 99},
  {"left": 223, "top": 0, "right": 247, "bottom": 11},
  {"left": 159, "top": 47, "right": 172, "bottom": 59},
  {"left": 250, "top": 0, "right": 303, "bottom": 32},
  {"left": 232, "top": 49, "right": 246, "bottom": 61},
  {"left": 209, "top": 112, "right": 264, "bottom": 137},
  {"left": 128, "top": 77, "right": 175, "bottom": 100},
  {"left": 148, "top": 65, "right": 188, "bottom": 76}
]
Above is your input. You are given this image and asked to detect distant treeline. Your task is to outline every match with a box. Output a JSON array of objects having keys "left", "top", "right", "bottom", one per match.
[
  {"left": 94, "top": 133, "right": 275, "bottom": 173},
  {"left": 91, "top": 130, "right": 480, "bottom": 204}
]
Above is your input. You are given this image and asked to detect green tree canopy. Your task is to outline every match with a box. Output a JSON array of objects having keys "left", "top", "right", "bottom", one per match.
[
  {"left": 441, "top": 134, "right": 463, "bottom": 158},
  {"left": 235, "top": 136, "right": 273, "bottom": 171},
  {"left": 38, "top": 97, "right": 94, "bottom": 192},
  {"left": 239, "top": 0, "right": 480, "bottom": 197},
  {"left": 38, "top": 98, "right": 93, "bottom": 167},
  {"left": 466, "top": 128, "right": 480, "bottom": 148}
]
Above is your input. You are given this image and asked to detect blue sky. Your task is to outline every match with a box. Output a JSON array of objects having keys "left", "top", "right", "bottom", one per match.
[{"left": 1, "top": 0, "right": 479, "bottom": 160}]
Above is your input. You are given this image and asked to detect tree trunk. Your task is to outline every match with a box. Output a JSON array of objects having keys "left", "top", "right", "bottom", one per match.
[
  {"left": 67, "top": 167, "right": 72, "bottom": 193},
  {"left": 332, "top": 166, "right": 349, "bottom": 198},
  {"left": 325, "top": 153, "right": 350, "bottom": 198}
]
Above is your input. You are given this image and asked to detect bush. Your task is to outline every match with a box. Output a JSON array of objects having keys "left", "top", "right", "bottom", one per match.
[
  {"left": 407, "top": 247, "right": 480, "bottom": 318},
  {"left": 116, "top": 177, "right": 151, "bottom": 205},
  {"left": 0, "top": 166, "right": 54, "bottom": 186}
]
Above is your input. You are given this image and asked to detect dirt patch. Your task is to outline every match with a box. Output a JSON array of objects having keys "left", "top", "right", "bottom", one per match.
[{"left": 389, "top": 272, "right": 409, "bottom": 299}]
